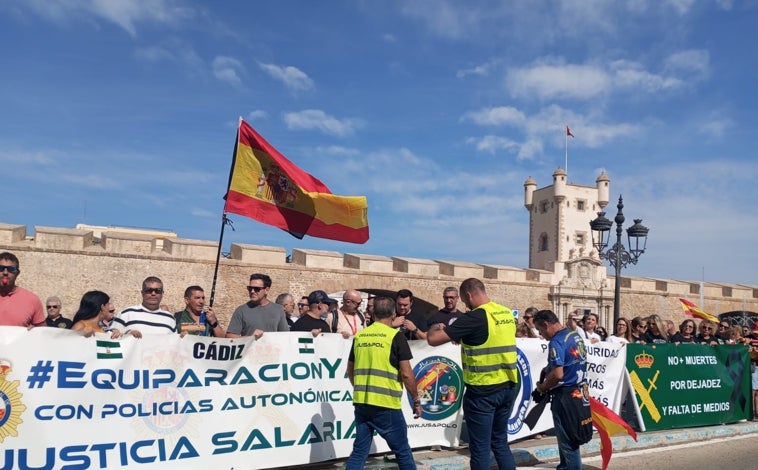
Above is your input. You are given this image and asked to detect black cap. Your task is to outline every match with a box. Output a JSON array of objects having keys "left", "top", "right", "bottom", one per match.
[{"left": 307, "top": 290, "right": 330, "bottom": 306}]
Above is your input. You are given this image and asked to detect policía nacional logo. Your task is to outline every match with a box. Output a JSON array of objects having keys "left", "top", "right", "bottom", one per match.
[
  {"left": 0, "top": 359, "right": 27, "bottom": 443},
  {"left": 411, "top": 356, "right": 464, "bottom": 421}
]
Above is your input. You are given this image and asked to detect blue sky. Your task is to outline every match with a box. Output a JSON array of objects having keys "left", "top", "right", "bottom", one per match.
[{"left": 1, "top": 0, "right": 756, "bottom": 287}]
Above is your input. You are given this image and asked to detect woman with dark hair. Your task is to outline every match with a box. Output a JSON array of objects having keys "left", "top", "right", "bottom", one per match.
[
  {"left": 670, "top": 319, "right": 697, "bottom": 344},
  {"left": 72, "top": 291, "right": 122, "bottom": 339},
  {"left": 630, "top": 316, "right": 647, "bottom": 343}
]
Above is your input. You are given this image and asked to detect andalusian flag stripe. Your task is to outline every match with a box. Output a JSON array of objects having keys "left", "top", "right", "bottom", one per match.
[
  {"left": 298, "top": 337, "right": 314, "bottom": 354},
  {"left": 96, "top": 340, "right": 123, "bottom": 359},
  {"left": 224, "top": 119, "right": 369, "bottom": 243}
]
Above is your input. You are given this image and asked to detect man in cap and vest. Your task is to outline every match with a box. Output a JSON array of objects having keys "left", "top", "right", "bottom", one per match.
[
  {"left": 427, "top": 278, "right": 518, "bottom": 470},
  {"left": 346, "top": 296, "right": 422, "bottom": 469}
]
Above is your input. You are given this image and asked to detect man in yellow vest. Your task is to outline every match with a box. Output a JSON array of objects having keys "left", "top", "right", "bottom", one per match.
[
  {"left": 427, "top": 278, "right": 518, "bottom": 470},
  {"left": 346, "top": 296, "right": 423, "bottom": 469}
]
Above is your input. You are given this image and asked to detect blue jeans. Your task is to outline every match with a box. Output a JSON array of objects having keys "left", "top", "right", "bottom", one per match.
[
  {"left": 346, "top": 404, "right": 416, "bottom": 470},
  {"left": 462, "top": 384, "right": 517, "bottom": 470},
  {"left": 552, "top": 400, "right": 583, "bottom": 470}
]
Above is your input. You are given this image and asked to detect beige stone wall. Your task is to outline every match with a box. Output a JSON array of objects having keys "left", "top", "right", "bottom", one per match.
[{"left": 1, "top": 222, "right": 755, "bottom": 328}]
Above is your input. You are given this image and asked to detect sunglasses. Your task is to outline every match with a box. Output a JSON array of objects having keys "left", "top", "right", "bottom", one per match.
[
  {"left": 0, "top": 265, "right": 19, "bottom": 273},
  {"left": 247, "top": 286, "right": 265, "bottom": 293},
  {"left": 297, "top": 303, "right": 308, "bottom": 308},
  {"left": 443, "top": 296, "right": 458, "bottom": 300},
  {"left": 143, "top": 288, "right": 164, "bottom": 294},
  {"left": 47, "top": 305, "right": 60, "bottom": 309},
  {"left": 108, "top": 309, "right": 116, "bottom": 314},
  {"left": 703, "top": 327, "right": 713, "bottom": 331}
]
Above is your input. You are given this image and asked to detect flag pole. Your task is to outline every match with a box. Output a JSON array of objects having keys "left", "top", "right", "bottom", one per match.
[
  {"left": 208, "top": 213, "right": 229, "bottom": 308},
  {"left": 209, "top": 118, "right": 243, "bottom": 308},
  {"left": 565, "top": 126, "right": 569, "bottom": 176}
]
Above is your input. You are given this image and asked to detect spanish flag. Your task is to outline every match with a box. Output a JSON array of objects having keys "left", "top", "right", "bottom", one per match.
[
  {"left": 590, "top": 397, "right": 637, "bottom": 470},
  {"left": 224, "top": 119, "right": 369, "bottom": 243},
  {"left": 678, "top": 298, "right": 719, "bottom": 323}
]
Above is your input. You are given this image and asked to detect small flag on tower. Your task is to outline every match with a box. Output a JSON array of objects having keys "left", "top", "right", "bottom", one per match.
[{"left": 566, "top": 126, "right": 574, "bottom": 138}]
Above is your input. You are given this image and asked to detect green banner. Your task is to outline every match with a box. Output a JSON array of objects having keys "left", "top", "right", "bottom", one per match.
[{"left": 626, "top": 343, "right": 752, "bottom": 431}]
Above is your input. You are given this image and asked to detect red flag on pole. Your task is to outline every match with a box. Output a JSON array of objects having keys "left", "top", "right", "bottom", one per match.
[
  {"left": 223, "top": 119, "right": 369, "bottom": 244},
  {"left": 566, "top": 126, "right": 574, "bottom": 138}
]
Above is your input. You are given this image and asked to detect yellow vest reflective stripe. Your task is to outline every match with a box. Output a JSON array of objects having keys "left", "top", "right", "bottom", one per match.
[
  {"left": 352, "top": 322, "right": 403, "bottom": 409},
  {"left": 461, "top": 301, "right": 519, "bottom": 386}
]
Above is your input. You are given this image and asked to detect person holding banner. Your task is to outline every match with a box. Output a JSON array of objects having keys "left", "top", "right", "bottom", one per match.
[
  {"left": 345, "top": 296, "right": 421, "bottom": 470},
  {"left": 427, "top": 278, "right": 518, "bottom": 470},
  {"left": 533, "top": 309, "right": 591, "bottom": 470},
  {"left": 72, "top": 290, "right": 124, "bottom": 339}
]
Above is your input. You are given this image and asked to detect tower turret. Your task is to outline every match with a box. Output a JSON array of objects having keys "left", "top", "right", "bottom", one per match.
[
  {"left": 596, "top": 171, "right": 610, "bottom": 209},
  {"left": 553, "top": 167, "right": 567, "bottom": 202},
  {"left": 524, "top": 176, "right": 537, "bottom": 210}
]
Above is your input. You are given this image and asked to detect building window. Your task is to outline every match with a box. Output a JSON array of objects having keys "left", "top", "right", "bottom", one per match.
[
  {"left": 539, "top": 233, "right": 549, "bottom": 252},
  {"left": 577, "top": 199, "right": 586, "bottom": 211},
  {"left": 576, "top": 233, "right": 584, "bottom": 245},
  {"left": 539, "top": 200, "right": 549, "bottom": 214}
]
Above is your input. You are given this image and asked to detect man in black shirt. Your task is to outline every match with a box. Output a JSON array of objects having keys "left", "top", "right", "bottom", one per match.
[
  {"left": 390, "top": 289, "right": 428, "bottom": 340},
  {"left": 291, "top": 290, "right": 332, "bottom": 336},
  {"left": 427, "top": 286, "right": 463, "bottom": 328}
]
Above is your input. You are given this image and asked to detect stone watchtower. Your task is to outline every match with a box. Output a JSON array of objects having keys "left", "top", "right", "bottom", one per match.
[{"left": 524, "top": 169, "right": 614, "bottom": 322}]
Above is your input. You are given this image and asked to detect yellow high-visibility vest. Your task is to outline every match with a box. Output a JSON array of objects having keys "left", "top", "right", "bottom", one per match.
[
  {"left": 461, "top": 301, "right": 519, "bottom": 386},
  {"left": 352, "top": 322, "right": 403, "bottom": 409}
]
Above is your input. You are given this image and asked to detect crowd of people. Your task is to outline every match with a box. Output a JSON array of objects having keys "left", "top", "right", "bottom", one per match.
[{"left": 3, "top": 249, "right": 758, "bottom": 468}]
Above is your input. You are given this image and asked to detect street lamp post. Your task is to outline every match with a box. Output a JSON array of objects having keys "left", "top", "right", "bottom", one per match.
[{"left": 589, "top": 195, "right": 649, "bottom": 325}]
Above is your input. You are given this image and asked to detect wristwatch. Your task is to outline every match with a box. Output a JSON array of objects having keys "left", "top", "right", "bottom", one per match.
[{"left": 209, "top": 321, "right": 219, "bottom": 329}]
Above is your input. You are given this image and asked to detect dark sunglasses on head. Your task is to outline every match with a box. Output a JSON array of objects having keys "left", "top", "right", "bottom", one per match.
[
  {"left": 1, "top": 265, "right": 19, "bottom": 273},
  {"left": 143, "top": 288, "right": 164, "bottom": 294},
  {"left": 247, "top": 286, "right": 265, "bottom": 293}
]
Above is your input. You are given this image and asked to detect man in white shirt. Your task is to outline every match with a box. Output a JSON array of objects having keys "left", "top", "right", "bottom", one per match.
[{"left": 114, "top": 276, "right": 176, "bottom": 335}]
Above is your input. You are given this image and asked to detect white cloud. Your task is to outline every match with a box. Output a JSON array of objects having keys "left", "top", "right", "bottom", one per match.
[
  {"left": 460, "top": 106, "right": 526, "bottom": 127},
  {"left": 466, "top": 135, "right": 520, "bottom": 155},
  {"left": 664, "top": 49, "right": 710, "bottom": 81},
  {"left": 611, "top": 60, "right": 684, "bottom": 92},
  {"left": 456, "top": 59, "right": 500, "bottom": 78},
  {"left": 247, "top": 110, "right": 267, "bottom": 120},
  {"left": 506, "top": 62, "right": 612, "bottom": 100},
  {"left": 283, "top": 109, "right": 363, "bottom": 137},
  {"left": 259, "top": 63, "right": 314, "bottom": 92},
  {"left": 133, "top": 38, "right": 203, "bottom": 69},
  {"left": 20, "top": 0, "right": 195, "bottom": 36},
  {"left": 212, "top": 56, "right": 245, "bottom": 87}
]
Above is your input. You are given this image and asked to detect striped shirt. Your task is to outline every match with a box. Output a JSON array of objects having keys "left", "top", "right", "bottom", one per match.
[{"left": 113, "top": 304, "right": 176, "bottom": 335}]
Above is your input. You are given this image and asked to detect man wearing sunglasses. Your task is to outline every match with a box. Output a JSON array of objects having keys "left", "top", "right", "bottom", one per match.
[
  {"left": 226, "top": 273, "right": 288, "bottom": 339},
  {"left": 113, "top": 276, "right": 175, "bottom": 335},
  {"left": 45, "top": 295, "right": 72, "bottom": 329},
  {"left": 0, "top": 251, "right": 45, "bottom": 327}
]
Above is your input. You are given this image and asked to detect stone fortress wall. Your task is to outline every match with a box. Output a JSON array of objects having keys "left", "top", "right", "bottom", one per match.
[{"left": 1, "top": 222, "right": 756, "bottom": 328}]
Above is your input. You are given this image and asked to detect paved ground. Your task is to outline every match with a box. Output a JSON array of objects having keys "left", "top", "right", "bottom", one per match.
[{"left": 298, "top": 420, "right": 758, "bottom": 469}]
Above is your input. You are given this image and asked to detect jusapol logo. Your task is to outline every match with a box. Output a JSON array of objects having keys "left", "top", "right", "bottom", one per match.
[
  {"left": 0, "top": 359, "right": 26, "bottom": 443},
  {"left": 411, "top": 356, "right": 463, "bottom": 421}
]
